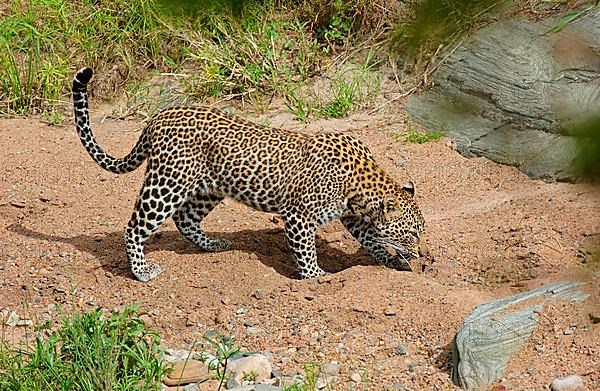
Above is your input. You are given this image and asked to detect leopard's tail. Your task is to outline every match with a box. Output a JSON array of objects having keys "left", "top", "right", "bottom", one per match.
[{"left": 72, "top": 67, "right": 149, "bottom": 174}]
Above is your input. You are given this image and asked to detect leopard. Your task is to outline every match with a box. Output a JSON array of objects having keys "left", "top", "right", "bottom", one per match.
[{"left": 72, "top": 67, "right": 428, "bottom": 282}]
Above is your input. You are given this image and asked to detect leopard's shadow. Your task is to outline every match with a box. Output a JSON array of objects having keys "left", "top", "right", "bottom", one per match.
[{"left": 7, "top": 223, "right": 374, "bottom": 280}]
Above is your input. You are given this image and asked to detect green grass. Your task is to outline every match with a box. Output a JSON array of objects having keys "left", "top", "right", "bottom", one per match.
[
  {"left": 0, "top": 305, "right": 166, "bottom": 390},
  {"left": 397, "top": 118, "right": 443, "bottom": 144},
  {"left": 0, "top": 0, "right": 395, "bottom": 118},
  {"left": 0, "top": 0, "right": 182, "bottom": 114},
  {"left": 285, "top": 51, "right": 382, "bottom": 121}
]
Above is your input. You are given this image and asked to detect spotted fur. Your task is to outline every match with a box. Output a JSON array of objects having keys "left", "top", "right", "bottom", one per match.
[{"left": 72, "top": 67, "right": 426, "bottom": 282}]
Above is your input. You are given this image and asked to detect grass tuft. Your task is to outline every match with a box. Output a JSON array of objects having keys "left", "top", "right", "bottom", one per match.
[
  {"left": 397, "top": 118, "right": 443, "bottom": 144},
  {"left": 0, "top": 305, "right": 166, "bottom": 390}
]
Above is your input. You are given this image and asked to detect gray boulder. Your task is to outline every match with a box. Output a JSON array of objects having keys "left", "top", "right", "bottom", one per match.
[
  {"left": 406, "top": 9, "right": 600, "bottom": 181},
  {"left": 453, "top": 281, "right": 589, "bottom": 389}
]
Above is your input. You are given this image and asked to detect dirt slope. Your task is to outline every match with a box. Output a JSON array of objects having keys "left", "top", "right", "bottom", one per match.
[{"left": 1, "top": 105, "right": 598, "bottom": 389}]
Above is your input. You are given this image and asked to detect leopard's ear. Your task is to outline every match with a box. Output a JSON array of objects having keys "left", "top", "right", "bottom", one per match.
[{"left": 402, "top": 181, "right": 415, "bottom": 198}]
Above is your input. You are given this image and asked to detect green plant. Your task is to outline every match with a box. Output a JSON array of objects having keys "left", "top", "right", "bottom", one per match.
[
  {"left": 282, "top": 363, "right": 322, "bottom": 391},
  {"left": 0, "top": 304, "right": 166, "bottom": 390},
  {"left": 202, "top": 333, "right": 240, "bottom": 391},
  {"left": 44, "top": 111, "right": 63, "bottom": 126},
  {"left": 183, "top": 9, "right": 322, "bottom": 104},
  {"left": 397, "top": 118, "right": 443, "bottom": 144},
  {"left": 321, "top": 0, "right": 353, "bottom": 47},
  {"left": 285, "top": 90, "right": 313, "bottom": 122},
  {"left": 241, "top": 370, "right": 259, "bottom": 382},
  {"left": 542, "top": 0, "right": 600, "bottom": 34},
  {"left": 316, "top": 53, "right": 382, "bottom": 119}
]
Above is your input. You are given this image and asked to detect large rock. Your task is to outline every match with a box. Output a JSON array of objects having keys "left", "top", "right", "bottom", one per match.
[
  {"left": 453, "top": 281, "right": 589, "bottom": 389},
  {"left": 406, "top": 9, "right": 600, "bottom": 181}
]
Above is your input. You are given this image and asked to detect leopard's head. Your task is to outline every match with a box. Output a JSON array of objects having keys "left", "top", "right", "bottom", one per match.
[{"left": 371, "top": 181, "right": 427, "bottom": 260}]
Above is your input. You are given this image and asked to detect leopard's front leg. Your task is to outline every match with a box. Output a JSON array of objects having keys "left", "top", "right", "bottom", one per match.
[
  {"left": 282, "top": 213, "right": 327, "bottom": 279},
  {"left": 341, "top": 215, "right": 412, "bottom": 271}
]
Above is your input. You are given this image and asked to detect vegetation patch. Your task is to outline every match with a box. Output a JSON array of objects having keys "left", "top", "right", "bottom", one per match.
[
  {"left": 0, "top": 305, "right": 165, "bottom": 390},
  {"left": 397, "top": 118, "right": 443, "bottom": 144}
]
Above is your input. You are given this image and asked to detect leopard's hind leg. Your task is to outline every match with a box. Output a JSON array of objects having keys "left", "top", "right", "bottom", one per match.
[
  {"left": 124, "top": 174, "right": 190, "bottom": 282},
  {"left": 173, "top": 192, "right": 232, "bottom": 251}
]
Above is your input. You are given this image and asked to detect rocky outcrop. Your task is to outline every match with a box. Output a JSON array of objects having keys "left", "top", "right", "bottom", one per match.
[
  {"left": 453, "top": 281, "right": 589, "bottom": 389},
  {"left": 406, "top": 9, "right": 600, "bottom": 181}
]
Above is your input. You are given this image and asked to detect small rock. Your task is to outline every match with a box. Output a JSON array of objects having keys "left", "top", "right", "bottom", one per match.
[
  {"left": 236, "top": 307, "right": 247, "bottom": 315},
  {"left": 304, "top": 295, "right": 315, "bottom": 301},
  {"left": 315, "top": 375, "right": 328, "bottom": 389},
  {"left": 245, "top": 326, "right": 262, "bottom": 335},
  {"left": 550, "top": 375, "right": 584, "bottom": 391},
  {"left": 322, "top": 361, "right": 340, "bottom": 376},
  {"left": 6, "top": 311, "right": 20, "bottom": 327},
  {"left": 226, "top": 354, "right": 272, "bottom": 384},
  {"left": 10, "top": 200, "right": 26, "bottom": 208},
  {"left": 350, "top": 372, "right": 362, "bottom": 383},
  {"left": 391, "top": 381, "right": 409, "bottom": 390},
  {"left": 563, "top": 326, "right": 577, "bottom": 335},
  {"left": 384, "top": 307, "right": 397, "bottom": 316},
  {"left": 394, "top": 344, "right": 408, "bottom": 356},
  {"left": 253, "top": 289, "right": 265, "bottom": 300},
  {"left": 162, "top": 360, "right": 209, "bottom": 386},
  {"left": 226, "top": 378, "right": 241, "bottom": 389},
  {"left": 588, "top": 313, "right": 600, "bottom": 324}
]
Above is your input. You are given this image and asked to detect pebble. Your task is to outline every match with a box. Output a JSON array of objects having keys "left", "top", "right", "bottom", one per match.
[
  {"left": 550, "top": 375, "right": 584, "bottom": 391},
  {"left": 315, "top": 375, "right": 328, "bottom": 389},
  {"left": 394, "top": 344, "right": 408, "bottom": 356},
  {"left": 350, "top": 372, "right": 362, "bottom": 383},
  {"left": 252, "top": 289, "right": 265, "bottom": 300},
  {"left": 563, "top": 326, "right": 577, "bottom": 335},
  {"left": 245, "top": 326, "right": 262, "bottom": 335},
  {"left": 321, "top": 361, "right": 340, "bottom": 377},
  {"left": 6, "top": 311, "right": 19, "bottom": 327}
]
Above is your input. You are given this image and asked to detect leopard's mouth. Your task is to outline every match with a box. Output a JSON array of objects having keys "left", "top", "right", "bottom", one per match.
[
  {"left": 375, "top": 239, "right": 418, "bottom": 260},
  {"left": 377, "top": 235, "right": 429, "bottom": 260}
]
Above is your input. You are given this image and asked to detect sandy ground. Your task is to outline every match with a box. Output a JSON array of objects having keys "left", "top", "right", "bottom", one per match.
[{"left": 1, "top": 104, "right": 599, "bottom": 389}]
